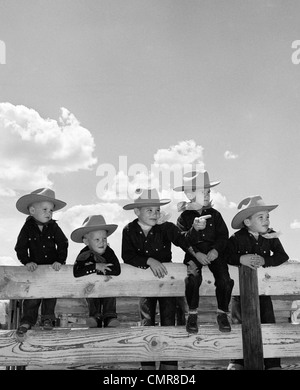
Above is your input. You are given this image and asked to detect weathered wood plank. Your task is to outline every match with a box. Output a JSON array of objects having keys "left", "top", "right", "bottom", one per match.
[
  {"left": 1, "top": 323, "right": 300, "bottom": 366},
  {"left": 0, "top": 261, "right": 299, "bottom": 299},
  {"left": 0, "top": 325, "right": 243, "bottom": 366}
]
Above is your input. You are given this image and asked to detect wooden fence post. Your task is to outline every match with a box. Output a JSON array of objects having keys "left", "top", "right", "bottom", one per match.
[{"left": 239, "top": 265, "right": 264, "bottom": 370}]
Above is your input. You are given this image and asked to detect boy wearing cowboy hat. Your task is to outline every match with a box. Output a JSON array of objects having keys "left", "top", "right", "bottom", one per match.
[
  {"left": 14, "top": 188, "right": 68, "bottom": 339},
  {"left": 173, "top": 170, "right": 234, "bottom": 334},
  {"left": 225, "top": 195, "right": 289, "bottom": 370},
  {"left": 122, "top": 187, "right": 197, "bottom": 370},
  {"left": 71, "top": 215, "right": 121, "bottom": 328}
]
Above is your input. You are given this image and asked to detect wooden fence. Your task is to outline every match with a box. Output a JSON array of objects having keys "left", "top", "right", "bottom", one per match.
[{"left": 0, "top": 261, "right": 300, "bottom": 369}]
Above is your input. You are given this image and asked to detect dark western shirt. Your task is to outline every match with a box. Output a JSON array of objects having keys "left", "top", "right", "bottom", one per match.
[
  {"left": 224, "top": 228, "right": 289, "bottom": 267},
  {"left": 15, "top": 216, "right": 68, "bottom": 265},
  {"left": 177, "top": 207, "right": 229, "bottom": 266},
  {"left": 122, "top": 219, "right": 194, "bottom": 269},
  {"left": 73, "top": 245, "right": 121, "bottom": 277}
]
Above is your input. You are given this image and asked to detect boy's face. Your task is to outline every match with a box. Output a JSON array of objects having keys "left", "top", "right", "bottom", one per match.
[
  {"left": 244, "top": 211, "right": 270, "bottom": 234},
  {"left": 184, "top": 188, "right": 211, "bottom": 207},
  {"left": 83, "top": 230, "right": 108, "bottom": 255},
  {"left": 29, "top": 201, "right": 54, "bottom": 223},
  {"left": 134, "top": 206, "right": 161, "bottom": 227}
]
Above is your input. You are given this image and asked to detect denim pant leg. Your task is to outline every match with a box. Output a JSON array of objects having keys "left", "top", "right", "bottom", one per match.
[
  {"left": 208, "top": 257, "right": 234, "bottom": 313},
  {"left": 102, "top": 297, "right": 117, "bottom": 320},
  {"left": 87, "top": 298, "right": 102, "bottom": 318},
  {"left": 158, "top": 297, "right": 178, "bottom": 367},
  {"left": 185, "top": 269, "right": 202, "bottom": 311},
  {"left": 259, "top": 296, "right": 281, "bottom": 369},
  {"left": 140, "top": 297, "right": 157, "bottom": 368},
  {"left": 41, "top": 298, "right": 57, "bottom": 322},
  {"left": 21, "top": 299, "right": 42, "bottom": 326}
]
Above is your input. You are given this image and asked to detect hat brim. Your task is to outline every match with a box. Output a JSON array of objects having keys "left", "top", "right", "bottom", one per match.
[
  {"left": 231, "top": 205, "right": 278, "bottom": 229},
  {"left": 71, "top": 224, "right": 118, "bottom": 243},
  {"left": 173, "top": 181, "right": 220, "bottom": 192},
  {"left": 123, "top": 199, "right": 171, "bottom": 210},
  {"left": 16, "top": 194, "right": 67, "bottom": 215}
]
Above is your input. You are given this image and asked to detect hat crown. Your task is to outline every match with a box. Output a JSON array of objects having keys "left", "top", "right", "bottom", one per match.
[
  {"left": 238, "top": 195, "right": 266, "bottom": 211},
  {"left": 31, "top": 188, "right": 56, "bottom": 200},
  {"left": 82, "top": 215, "right": 108, "bottom": 228},
  {"left": 134, "top": 188, "right": 161, "bottom": 202}
]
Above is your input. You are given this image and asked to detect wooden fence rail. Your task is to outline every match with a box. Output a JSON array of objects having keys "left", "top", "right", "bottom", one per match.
[{"left": 0, "top": 262, "right": 300, "bottom": 369}]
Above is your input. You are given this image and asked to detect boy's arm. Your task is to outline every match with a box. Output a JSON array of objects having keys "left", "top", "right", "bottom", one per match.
[
  {"left": 223, "top": 235, "right": 242, "bottom": 266},
  {"left": 121, "top": 227, "right": 149, "bottom": 268},
  {"left": 73, "top": 251, "right": 96, "bottom": 278},
  {"left": 263, "top": 238, "right": 289, "bottom": 267},
  {"left": 104, "top": 246, "right": 121, "bottom": 276},
  {"left": 211, "top": 213, "right": 229, "bottom": 254},
  {"left": 14, "top": 226, "right": 31, "bottom": 265},
  {"left": 54, "top": 223, "right": 69, "bottom": 264}
]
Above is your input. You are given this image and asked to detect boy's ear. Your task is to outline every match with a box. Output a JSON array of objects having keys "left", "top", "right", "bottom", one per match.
[
  {"left": 82, "top": 237, "right": 89, "bottom": 246},
  {"left": 134, "top": 208, "right": 140, "bottom": 217},
  {"left": 28, "top": 205, "right": 35, "bottom": 215},
  {"left": 243, "top": 218, "right": 251, "bottom": 227}
]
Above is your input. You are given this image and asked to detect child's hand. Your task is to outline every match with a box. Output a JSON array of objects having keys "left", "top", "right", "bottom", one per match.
[
  {"left": 96, "top": 263, "right": 112, "bottom": 275},
  {"left": 193, "top": 215, "right": 211, "bottom": 231},
  {"left": 26, "top": 262, "right": 37, "bottom": 272},
  {"left": 207, "top": 249, "right": 218, "bottom": 262},
  {"left": 52, "top": 262, "right": 62, "bottom": 271},
  {"left": 147, "top": 258, "right": 168, "bottom": 278},
  {"left": 194, "top": 252, "right": 210, "bottom": 266},
  {"left": 187, "top": 260, "right": 199, "bottom": 276},
  {"left": 240, "top": 254, "right": 265, "bottom": 269}
]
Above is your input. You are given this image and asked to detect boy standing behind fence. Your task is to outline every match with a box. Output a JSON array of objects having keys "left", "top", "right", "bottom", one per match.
[
  {"left": 71, "top": 215, "right": 121, "bottom": 328},
  {"left": 173, "top": 170, "right": 234, "bottom": 334},
  {"left": 225, "top": 195, "right": 289, "bottom": 370},
  {"left": 14, "top": 188, "right": 68, "bottom": 340},
  {"left": 122, "top": 188, "right": 198, "bottom": 371}
]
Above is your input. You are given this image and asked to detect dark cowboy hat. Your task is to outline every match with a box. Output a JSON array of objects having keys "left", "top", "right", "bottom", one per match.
[
  {"left": 123, "top": 188, "right": 171, "bottom": 210},
  {"left": 71, "top": 214, "right": 118, "bottom": 243},
  {"left": 231, "top": 195, "right": 278, "bottom": 229},
  {"left": 173, "top": 170, "right": 220, "bottom": 192},
  {"left": 16, "top": 188, "right": 67, "bottom": 215}
]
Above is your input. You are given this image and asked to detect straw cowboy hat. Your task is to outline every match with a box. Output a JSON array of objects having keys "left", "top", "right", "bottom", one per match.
[
  {"left": 123, "top": 188, "right": 171, "bottom": 210},
  {"left": 71, "top": 215, "right": 118, "bottom": 243},
  {"left": 16, "top": 188, "right": 67, "bottom": 215},
  {"left": 173, "top": 170, "right": 220, "bottom": 192},
  {"left": 231, "top": 195, "right": 278, "bottom": 229}
]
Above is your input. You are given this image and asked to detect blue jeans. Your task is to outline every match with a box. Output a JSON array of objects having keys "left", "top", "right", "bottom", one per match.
[
  {"left": 139, "top": 297, "right": 177, "bottom": 369},
  {"left": 230, "top": 295, "right": 281, "bottom": 369},
  {"left": 86, "top": 297, "right": 117, "bottom": 326},
  {"left": 185, "top": 257, "right": 234, "bottom": 312},
  {"left": 20, "top": 298, "right": 57, "bottom": 326}
]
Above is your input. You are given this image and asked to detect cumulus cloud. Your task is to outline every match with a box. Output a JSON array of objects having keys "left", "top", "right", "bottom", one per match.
[
  {"left": 224, "top": 150, "right": 238, "bottom": 160},
  {"left": 211, "top": 191, "right": 237, "bottom": 210},
  {"left": 0, "top": 103, "right": 97, "bottom": 194},
  {"left": 154, "top": 140, "right": 205, "bottom": 170},
  {"left": 291, "top": 220, "right": 300, "bottom": 229}
]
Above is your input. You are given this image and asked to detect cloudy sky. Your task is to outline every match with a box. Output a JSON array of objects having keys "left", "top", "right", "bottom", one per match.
[{"left": 1, "top": 0, "right": 300, "bottom": 265}]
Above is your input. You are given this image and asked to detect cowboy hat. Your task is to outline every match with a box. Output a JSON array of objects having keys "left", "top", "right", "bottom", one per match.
[
  {"left": 173, "top": 170, "right": 220, "bottom": 192},
  {"left": 71, "top": 215, "right": 118, "bottom": 243},
  {"left": 123, "top": 188, "right": 171, "bottom": 210},
  {"left": 231, "top": 195, "right": 278, "bottom": 229},
  {"left": 16, "top": 188, "right": 67, "bottom": 215}
]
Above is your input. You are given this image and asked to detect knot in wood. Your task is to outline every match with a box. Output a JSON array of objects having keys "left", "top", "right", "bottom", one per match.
[
  {"left": 149, "top": 336, "right": 166, "bottom": 352},
  {"left": 84, "top": 283, "right": 95, "bottom": 294}
]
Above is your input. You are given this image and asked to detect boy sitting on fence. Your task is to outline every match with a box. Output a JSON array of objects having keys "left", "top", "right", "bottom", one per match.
[
  {"left": 225, "top": 195, "right": 289, "bottom": 370},
  {"left": 14, "top": 188, "right": 68, "bottom": 339},
  {"left": 122, "top": 187, "right": 198, "bottom": 371},
  {"left": 173, "top": 170, "right": 234, "bottom": 334},
  {"left": 71, "top": 214, "right": 121, "bottom": 328}
]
